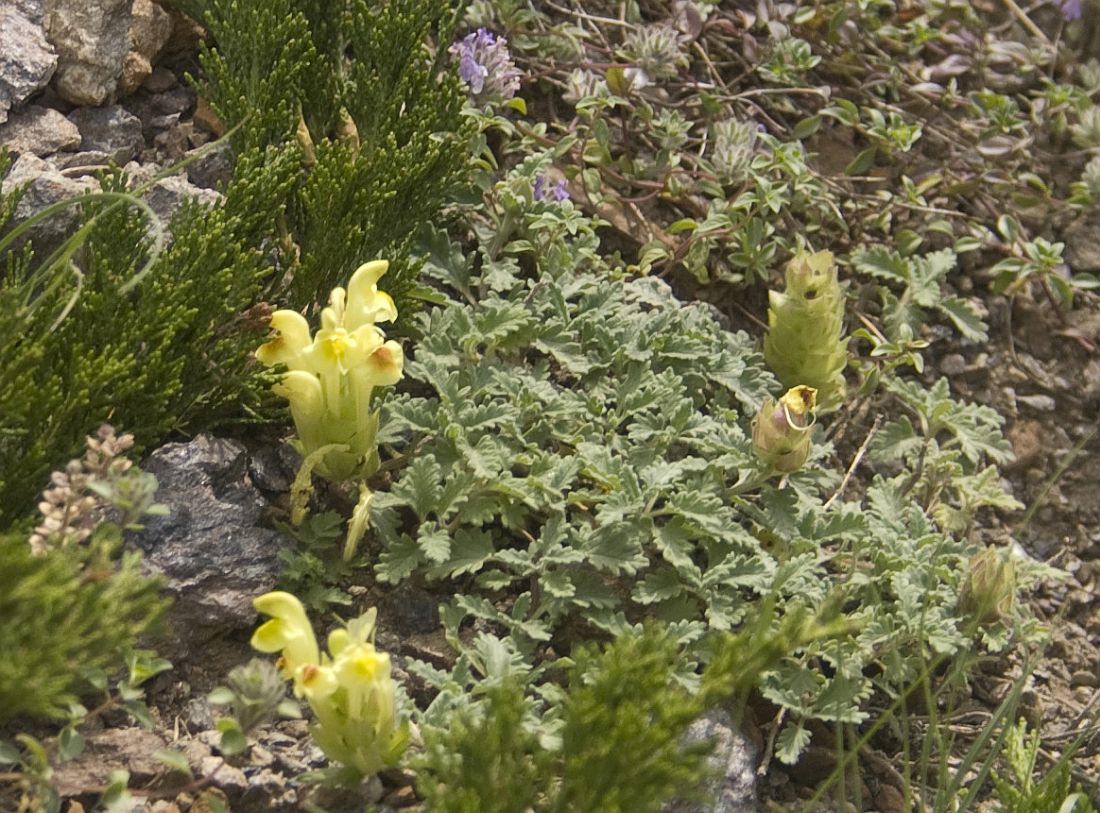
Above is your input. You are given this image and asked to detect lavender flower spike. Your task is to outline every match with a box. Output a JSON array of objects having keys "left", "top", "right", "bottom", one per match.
[
  {"left": 1059, "top": 0, "right": 1083, "bottom": 20},
  {"left": 533, "top": 174, "right": 570, "bottom": 203},
  {"left": 449, "top": 28, "right": 522, "bottom": 104}
]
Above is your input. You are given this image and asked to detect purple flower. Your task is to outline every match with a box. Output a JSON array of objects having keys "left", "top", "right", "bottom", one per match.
[
  {"left": 1059, "top": 0, "right": 1083, "bottom": 20},
  {"left": 449, "top": 28, "right": 521, "bottom": 103},
  {"left": 534, "top": 174, "right": 570, "bottom": 202},
  {"left": 457, "top": 51, "right": 489, "bottom": 93}
]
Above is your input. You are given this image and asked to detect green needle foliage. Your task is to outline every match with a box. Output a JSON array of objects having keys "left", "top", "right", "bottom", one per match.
[
  {"left": 416, "top": 627, "right": 712, "bottom": 813},
  {"left": 0, "top": 530, "right": 166, "bottom": 723},
  {"left": 414, "top": 609, "right": 836, "bottom": 812},
  {"left": 0, "top": 149, "right": 299, "bottom": 525},
  {"left": 176, "top": 0, "right": 472, "bottom": 310},
  {"left": 1, "top": 0, "right": 472, "bottom": 526},
  {"left": 992, "top": 720, "right": 1097, "bottom": 813}
]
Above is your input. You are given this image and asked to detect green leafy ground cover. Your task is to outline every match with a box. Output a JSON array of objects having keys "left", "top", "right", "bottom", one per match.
[{"left": 3, "top": 0, "right": 1100, "bottom": 809}]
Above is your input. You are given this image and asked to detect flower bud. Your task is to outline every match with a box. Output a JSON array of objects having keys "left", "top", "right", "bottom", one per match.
[
  {"left": 296, "top": 112, "right": 316, "bottom": 168},
  {"left": 958, "top": 546, "right": 1016, "bottom": 625},
  {"left": 763, "top": 251, "right": 848, "bottom": 412},
  {"left": 752, "top": 385, "right": 817, "bottom": 473},
  {"left": 337, "top": 107, "right": 360, "bottom": 160}
]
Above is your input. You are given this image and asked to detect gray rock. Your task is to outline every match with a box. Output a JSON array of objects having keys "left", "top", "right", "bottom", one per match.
[
  {"left": 132, "top": 435, "right": 291, "bottom": 660},
  {"left": 68, "top": 104, "right": 144, "bottom": 162},
  {"left": 153, "top": 118, "right": 191, "bottom": 161},
  {"left": 2, "top": 152, "right": 96, "bottom": 252},
  {"left": 0, "top": 104, "right": 80, "bottom": 156},
  {"left": 14, "top": 0, "right": 45, "bottom": 25},
  {"left": 1066, "top": 214, "right": 1100, "bottom": 273},
  {"left": 184, "top": 140, "right": 234, "bottom": 189},
  {"left": 200, "top": 756, "right": 249, "bottom": 795},
  {"left": 152, "top": 84, "right": 195, "bottom": 117},
  {"left": 142, "top": 65, "right": 177, "bottom": 93},
  {"left": 44, "top": 0, "right": 131, "bottom": 105},
  {"left": 0, "top": 5, "right": 57, "bottom": 124},
  {"left": 50, "top": 149, "right": 114, "bottom": 172},
  {"left": 665, "top": 709, "right": 757, "bottom": 813},
  {"left": 145, "top": 172, "right": 222, "bottom": 223},
  {"left": 248, "top": 441, "right": 301, "bottom": 495},
  {"left": 378, "top": 583, "right": 442, "bottom": 636},
  {"left": 1016, "top": 393, "right": 1056, "bottom": 412},
  {"left": 52, "top": 728, "right": 168, "bottom": 797},
  {"left": 150, "top": 111, "right": 182, "bottom": 131},
  {"left": 240, "top": 770, "right": 298, "bottom": 813},
  {"left": 939, "top": 353, "right": 966, "bottom": 377},
  {"left": 186, "top": 697, "right": 216, "bottom": 731}
]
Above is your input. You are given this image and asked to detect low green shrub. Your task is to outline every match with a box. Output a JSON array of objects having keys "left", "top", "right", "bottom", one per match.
[
  {"left": 0, "top": 532, "right": 166, "bottom": 723},
  {"left": 357, "top": 154, "right": 1029, "bottom": 761}
]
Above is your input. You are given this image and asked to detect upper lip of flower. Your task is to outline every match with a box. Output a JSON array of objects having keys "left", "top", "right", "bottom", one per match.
[{"left": 251, "top": 591, "right": 321, "bottom": 673}]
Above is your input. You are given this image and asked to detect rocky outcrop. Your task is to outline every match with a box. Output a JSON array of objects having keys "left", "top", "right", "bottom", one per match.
[
  {"left": 43, "top": 0, "right": 133, "bottom": 105},
  {"left": 0, "top": 2, "right": 57, "bottom": 124},
  {"left": 131, "top": 435, "right": 291, "bottom": 664},
  {"left": 0, "top": 105, "right": 80, "bottom": 157}
]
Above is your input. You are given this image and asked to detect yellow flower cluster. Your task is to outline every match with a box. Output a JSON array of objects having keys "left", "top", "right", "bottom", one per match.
[
  {"left": 251, "top": 591, "right": 407, "bottom": 777},
  {"left": 256, "top": 260, "right": 404, "bottom": 481}
]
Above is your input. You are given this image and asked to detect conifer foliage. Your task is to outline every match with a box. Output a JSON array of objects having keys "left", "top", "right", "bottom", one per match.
[{"left": 179, "top": 0, "right": 471, "bottom": 309}]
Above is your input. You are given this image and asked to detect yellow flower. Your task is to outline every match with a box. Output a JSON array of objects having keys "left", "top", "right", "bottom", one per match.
[
  {"left": 251, "top": 595, "right": 406, "bottom": 778},
  {"left": 346, "top": 260, "right": 398, "bottom": 328},
  {"left": 334, "top": 643, "right": 396, "bottom": 729},
  {"left": 256, "top": 310, "right": 313, "bottom": 368},
  {"left": 251, "top": 591, "right": 320, "bottom": 677},
  {"left": 294, "top": 662, "right": 339, "bottom": 701},
  {"left": 255, "top": 260, "right": 404, "bottom": 484}
]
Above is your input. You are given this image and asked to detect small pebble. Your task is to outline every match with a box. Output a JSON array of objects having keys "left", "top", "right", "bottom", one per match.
[
  {"left": 1017, "top": 394, "right": 1056, "bottom": 412},
  {"left": 200, "top": 756, "right": 248, "bottom": 794},
  {"left": 249, "top": 743, "right": 275, "bottom": 768},
  {"left": 940, "top": 353, "right": 966, "bottom": 376},
  {"left": 382, "top": 786, "right": 418, "bottom": 808},
  {"left": 1070, "top": 670, "right": 1099, "bottom": 688}
]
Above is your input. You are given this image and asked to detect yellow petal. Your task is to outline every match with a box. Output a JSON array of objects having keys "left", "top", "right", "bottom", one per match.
[
  {"left": 295, "top": 662, "right": 338, "bottom": 700},
  {"left": 254, "top": 590, "right": 308, "bottom": 618},
  {"left": 349, "top": 260, "right": 389, "bottom": 290},
  {"left": 313, "top": 326, "right": 360, "bottom": 374},
  {"left": 327, "top": 628, "right": 351, "bottom": 657},
  {"left": 779, "top": 385, "right": 817, "bottom": 424},
  {"left": 252, "top": 591, "right": 320, "bottom": 669},
  {"left": 363, "top": 341, "right": 404, "bottom": 387},
  {"left": 251, "top": 618, "right": 294, "bottom": 653},
  {"left": 346, "top": 260, "right": 398, "bottom": 328},
  {"left": 256, "top": 311, "right": 312, "bottom": 368}
]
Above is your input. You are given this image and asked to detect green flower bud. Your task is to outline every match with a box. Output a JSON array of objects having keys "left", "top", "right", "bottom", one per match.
[
  {"left": 958, "top": 546, "right": 1017, "bottom": 625},
  {"left": 764, "top": 251, "right": 848, "bottom": 412},
  {"left": 752, "top": 385, "right": 817, "bottom": 473}
]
